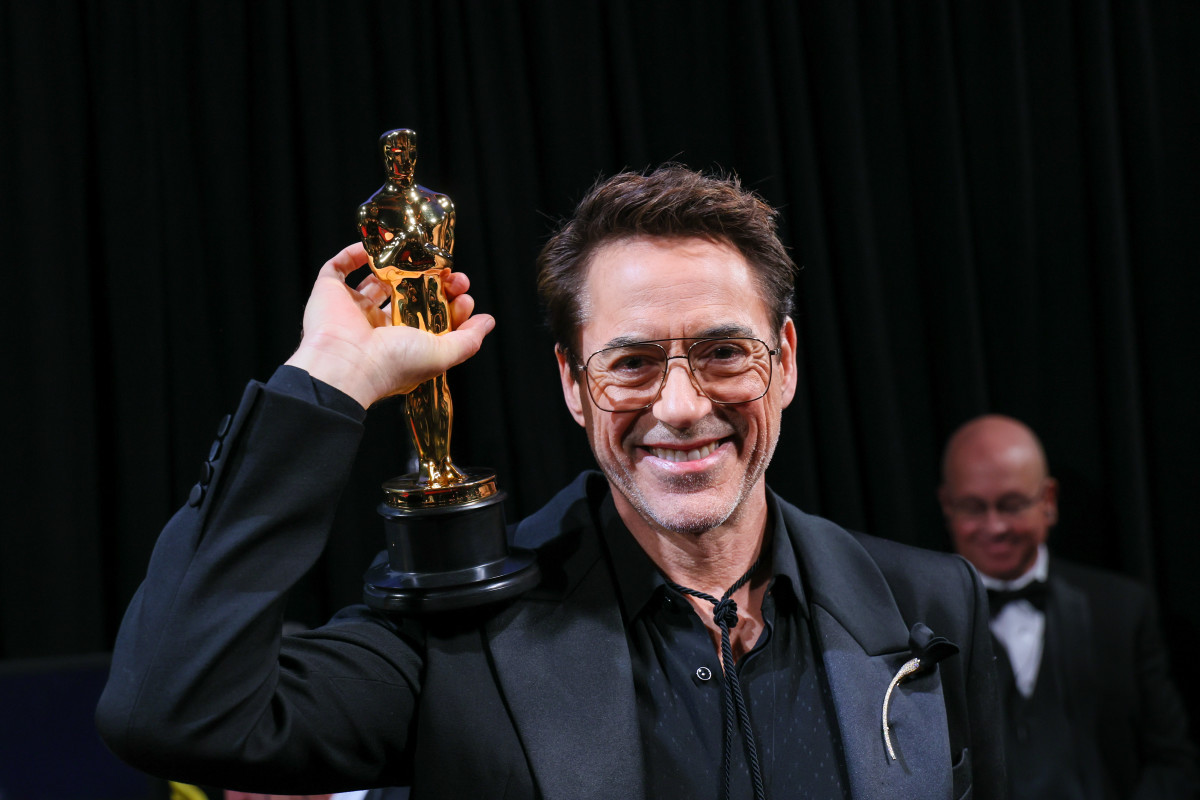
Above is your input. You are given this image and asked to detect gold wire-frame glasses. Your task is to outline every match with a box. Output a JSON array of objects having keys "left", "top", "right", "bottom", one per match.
[{"left": 572, "top": 337, "right": 780, "bottom": 413}]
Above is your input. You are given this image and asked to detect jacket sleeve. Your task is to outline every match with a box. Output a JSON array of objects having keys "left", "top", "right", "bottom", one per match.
[
  {"left": 1128, "top": 589, "right": 1200, "bottom": 800},
  {"left": 96, "top": 374, "right": 423, "bottom": 794}
]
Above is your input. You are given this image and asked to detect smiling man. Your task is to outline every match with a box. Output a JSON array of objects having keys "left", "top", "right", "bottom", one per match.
[
  {"left": 100, "top": 167, "right": 1003, "bottom": 799},
  {"left": 940, "top": 415, "right": 1197, "bottom": 799}
]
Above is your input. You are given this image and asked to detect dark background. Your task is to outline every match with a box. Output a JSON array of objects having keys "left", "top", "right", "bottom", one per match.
[{"left": 3, "top": 0, "right": 1197, "bottom": 728}]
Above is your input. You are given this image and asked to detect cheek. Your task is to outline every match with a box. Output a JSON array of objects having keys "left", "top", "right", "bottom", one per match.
[
  {"left": 1022, "top": 523, "right": 1049, "bottom": 543},
  {"left": 949, "top": 523, "right": 978, "bottom": 546},
  {"left": 745, "top": 403, "right": 777, "bottom": 449},
  {"left": 592, "top": 411, "right": 635, "bottom": 450}
]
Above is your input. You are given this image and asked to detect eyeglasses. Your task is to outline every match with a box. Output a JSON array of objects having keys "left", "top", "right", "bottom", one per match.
[
  {"left": 572, "top": 337, "right": 780, "bottom": 413},
  {"left": 944, "top": 484, "right": 1047, "bottom": 521}
]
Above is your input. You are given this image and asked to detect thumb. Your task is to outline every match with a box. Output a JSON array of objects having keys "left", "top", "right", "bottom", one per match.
[
  {"left": 387, "top": 313, "right": 497, "bottom": 396},
  {"left": 435, "top": 313, "right": 496, "bottom": 370}
]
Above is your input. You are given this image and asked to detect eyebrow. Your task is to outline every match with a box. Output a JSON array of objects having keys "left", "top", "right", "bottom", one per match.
[{"left": 600, "top": 324, "right": 758, "bottom": 350}]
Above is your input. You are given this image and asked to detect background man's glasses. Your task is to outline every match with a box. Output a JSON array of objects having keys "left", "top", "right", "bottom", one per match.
[
  {"left": 574, "top": 337, "right": 780, "bottom": 413},
  {"left": 945, "top": 484, "right": 1047, "bottom": 520}
]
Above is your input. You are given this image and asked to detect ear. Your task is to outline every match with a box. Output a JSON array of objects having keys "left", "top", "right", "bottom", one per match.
[
  {"left": 776, "top": 317, "right": 799, "bottom": 408},
  {"left": 1042, "top": 476, "right": 1059, "bottom": 526},
  {"left": 555, "top": 346, "right": 587, "bottom": 427}
]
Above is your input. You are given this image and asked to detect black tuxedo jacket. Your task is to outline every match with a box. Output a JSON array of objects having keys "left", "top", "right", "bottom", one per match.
[
  {"left": 97, "top": 377, "right": 1003, "bottom": 799},
  {"left": 1000, "top": 559, "right": 1197, "bottom": 799}
]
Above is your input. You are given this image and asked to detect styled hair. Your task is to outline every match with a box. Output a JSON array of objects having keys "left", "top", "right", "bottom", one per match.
[{"left": 536, "top": 165, "right": 797, "bottom": 356}]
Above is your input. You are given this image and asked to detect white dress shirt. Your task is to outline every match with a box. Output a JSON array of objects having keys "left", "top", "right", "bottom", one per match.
[{"left": 980, "top": 545, "right": 1049, "bottom": 698}]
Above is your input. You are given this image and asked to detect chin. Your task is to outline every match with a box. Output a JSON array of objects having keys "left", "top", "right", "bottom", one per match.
[
  {"left": 619, "top": 476, "right": 746, "bottom": 535},
  {"left": 983, "top": 559, "right": 1030, "bottom": 581},
  {"left": 643, "top": 503, "right": 737, "bottom": 535}
]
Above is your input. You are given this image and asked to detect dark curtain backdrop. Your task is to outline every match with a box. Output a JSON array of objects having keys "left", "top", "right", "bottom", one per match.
[{"left": 3, "top": 0, "right": 1198, "bottom": 718}]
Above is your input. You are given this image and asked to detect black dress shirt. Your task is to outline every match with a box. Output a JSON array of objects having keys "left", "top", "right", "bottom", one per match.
[{"left": 598, "top": 495, "right": 849, "bottom": 800}]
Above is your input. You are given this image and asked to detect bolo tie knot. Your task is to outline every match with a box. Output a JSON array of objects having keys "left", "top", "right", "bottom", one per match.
[
  {"left": 713, "top": 597, "right": 739, "bottom": 629},
  {"left": 665, "top": 553, "right": 767, "bottom": 800}
]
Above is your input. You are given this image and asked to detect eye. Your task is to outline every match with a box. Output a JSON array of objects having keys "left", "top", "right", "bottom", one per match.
[
  {"left": 951, "top": 499, "right": 987, "bottom": 517},
  {"left": 693, "top": 339, "right": 751, "bottom": 360},
  {"left": 593, "top": 346, "right": 663, "bottom": 384},
  {"left": 995, "top": 495, "right": 1033, "bottom": 515},
  {"left": 612, "top": 354, "right": 649, "bottom": 371},
  {"left": 710, "top": 343, "right": 744, "bottom": 360},
  {"left": 691, "top": 340, "right": 754, "bottom": 376}
]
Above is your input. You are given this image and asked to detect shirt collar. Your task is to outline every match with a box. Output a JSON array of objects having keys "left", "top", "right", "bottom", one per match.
[{"left": 596, "top": 487, "right": 810, "bottom": 624}]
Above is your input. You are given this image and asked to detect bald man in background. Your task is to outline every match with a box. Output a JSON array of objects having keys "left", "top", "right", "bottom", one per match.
[{"left": 939, "top": 414, "right": 1197, "bottom": 799}]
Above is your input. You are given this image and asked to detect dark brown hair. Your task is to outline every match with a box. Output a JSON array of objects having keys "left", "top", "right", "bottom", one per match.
[{"left": 536, "top": 165, "right": 797, "bottom": 356}]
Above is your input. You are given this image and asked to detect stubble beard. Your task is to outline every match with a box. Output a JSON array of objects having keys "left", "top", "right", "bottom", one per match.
[
  {"left": 605, "top": 436, "right": 778, "bottom": 537},
  {"left": 612, "top": 468, "right": 737, "bottom": 535}
]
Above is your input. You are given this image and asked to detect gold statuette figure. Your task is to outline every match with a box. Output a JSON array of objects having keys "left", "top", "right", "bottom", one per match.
[
  {"left": 358, "top": 128, "right": 466, "bottom": 490},
  {"left": 358, "top": 129, "right": 538, "bottom": 614}
]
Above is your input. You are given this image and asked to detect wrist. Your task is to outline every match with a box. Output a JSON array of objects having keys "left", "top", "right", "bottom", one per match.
[{"left": 284, "top": 335, "right": 380, "bottom": 409}]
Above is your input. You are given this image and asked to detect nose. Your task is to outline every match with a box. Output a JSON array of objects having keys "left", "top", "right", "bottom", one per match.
[
  {"left": 981, "top": 508, "right": 1008, "bottom": 535},
  {"left": 651, "top": 359, "right": 712, "bottom": 429}
]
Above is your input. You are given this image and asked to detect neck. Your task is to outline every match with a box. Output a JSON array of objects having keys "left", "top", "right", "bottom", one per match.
[
  {"left": 616, "top": 485, "right": 772, "bottom": 662},
  {"left": 616, "top": 486, "right": 770, "bottom": 597}
]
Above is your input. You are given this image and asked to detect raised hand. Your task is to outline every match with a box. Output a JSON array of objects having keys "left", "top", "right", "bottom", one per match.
[{"left": 284, "top": 243, "right": 494, "bottom": 409}]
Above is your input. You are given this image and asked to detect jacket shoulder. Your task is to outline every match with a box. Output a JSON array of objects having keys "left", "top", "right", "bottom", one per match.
[
  {"left": 1050, "top": 557, "right": 1157, "bottom": 630},
  {"left": 851, "top": 528, "right": 981, "bottom": 618},
  {"left": 774, "top": 495, "right": 982, "bottom": 627},
  {"left": 1052, "top": 557, "right": 1152, "bottom": 598},
  {"left": 779, "top": 496, "right": 976, "bottom": 590}
]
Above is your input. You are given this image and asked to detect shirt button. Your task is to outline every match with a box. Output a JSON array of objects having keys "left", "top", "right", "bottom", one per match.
[{"left": 695, "top": 666, "right": 713, "bottom": 681}]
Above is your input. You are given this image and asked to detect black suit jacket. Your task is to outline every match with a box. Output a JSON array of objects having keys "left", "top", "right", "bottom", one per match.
[
  {"left": 97, "top": 377, "right": 1003, "bottom": 799},
  {"left": 1001, "top": 559, "right": 1197, "bottom": 799}
]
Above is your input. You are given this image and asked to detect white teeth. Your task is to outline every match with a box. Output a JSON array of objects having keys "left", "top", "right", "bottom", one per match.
[{"left": 651, "top": 443, "right": 717, "bottom": 462}]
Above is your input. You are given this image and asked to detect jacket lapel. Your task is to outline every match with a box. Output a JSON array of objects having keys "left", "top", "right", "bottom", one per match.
[
  {"left": 485, "top": 476, "right": 956, "bottom": 800},
  {"left": 1045, "top": 571, "right": 1104, "bottom": 797},
  {"left": 781, "top": 502, "right": 954, "bottom": 800},
  {"left": 1045, "top": 572, "right": 1094, "bottom": 722},
  {"left": 486, "top": 474, "right": 645, "bottom": 800}
]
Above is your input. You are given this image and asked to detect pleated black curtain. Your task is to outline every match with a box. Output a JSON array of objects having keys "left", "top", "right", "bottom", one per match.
[{"left": 3, "top": 0, "right": 1197, "bottom": 716}]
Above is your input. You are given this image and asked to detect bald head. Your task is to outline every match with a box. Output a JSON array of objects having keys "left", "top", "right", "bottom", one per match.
[
  {"left": 941, "top": 414, "right": 1049, "bottom": 486},
  {"left": 939, "top": 415, "right": 1058, "bottom": 580}
]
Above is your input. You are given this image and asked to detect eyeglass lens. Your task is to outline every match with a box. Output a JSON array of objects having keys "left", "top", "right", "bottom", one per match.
[{"left": 948, "top": 491, "right": 1042, "bottom": 519}]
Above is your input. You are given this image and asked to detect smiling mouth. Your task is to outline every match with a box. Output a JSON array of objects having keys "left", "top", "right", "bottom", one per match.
[
  {"left": 649, "top": 442, "right": 720, "bottom": 462},
  {"left": 979, "top": 537, "right": 1019, "bottom": 553}
]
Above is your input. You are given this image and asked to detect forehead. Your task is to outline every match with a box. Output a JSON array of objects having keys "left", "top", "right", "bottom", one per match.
[
  {"left": 946, "top": 441, "right": 1044, "bottom": 496},
  {"left": 579, "top": 236, "right": 771, "bottom": 349}
]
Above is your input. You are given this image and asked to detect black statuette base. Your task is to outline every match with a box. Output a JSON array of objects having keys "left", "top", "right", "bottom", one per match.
[{"left": 363, "top": 490, "right": 539, "bottom": 614}]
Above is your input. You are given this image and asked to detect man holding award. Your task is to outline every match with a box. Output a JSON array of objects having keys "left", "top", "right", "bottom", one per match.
[{"left": 98, "top": 139, "right": 1004, "bottom": 799}]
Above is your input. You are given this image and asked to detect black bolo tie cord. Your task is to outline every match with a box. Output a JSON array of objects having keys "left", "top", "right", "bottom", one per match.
[{"left": 666, "top": 552, "right": 767, "bottom": 800}]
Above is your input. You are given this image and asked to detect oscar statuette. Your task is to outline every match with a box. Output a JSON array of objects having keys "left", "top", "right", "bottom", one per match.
[{"left": 357, "top": 128, "right": 538, "bottom": 613}]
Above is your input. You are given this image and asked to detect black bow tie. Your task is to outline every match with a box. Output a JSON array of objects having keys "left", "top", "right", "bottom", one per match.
[{"left": 987, "top": 581, "right": 1048, "bottom": 615}]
